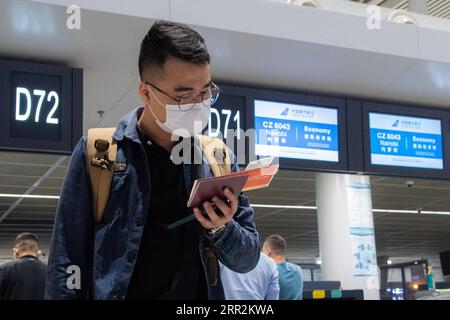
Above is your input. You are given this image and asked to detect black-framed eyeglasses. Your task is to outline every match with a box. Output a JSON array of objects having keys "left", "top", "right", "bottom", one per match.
[{"left": 145, "top": 81, "right": 221, "bottom": 112}]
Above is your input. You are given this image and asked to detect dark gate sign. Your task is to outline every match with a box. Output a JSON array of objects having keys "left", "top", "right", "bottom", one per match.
[{"left": 0, "top": 59, "right": 82, "bottom": 154}]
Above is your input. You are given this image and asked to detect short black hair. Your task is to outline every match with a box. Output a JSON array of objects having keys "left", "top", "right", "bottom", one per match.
[
  {"left": 264, "top": 234, "right": 287, "bottom": 255},
  {"left": 14, "top": 233, "right": 39, "bottom": 252},
  {"left": 138, "top": 20, "right": 211, "bottom": 80}
]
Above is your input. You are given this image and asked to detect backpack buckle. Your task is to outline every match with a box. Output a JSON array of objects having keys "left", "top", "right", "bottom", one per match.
[
  {"left": 92, "top": 138, "right": 115, "bottom": 170},
  {"left": 94, "top": 139, "right": 110, "bottom": 152},
  {"left": 91, "top": 155, "right": 114, "bottom": 170}
]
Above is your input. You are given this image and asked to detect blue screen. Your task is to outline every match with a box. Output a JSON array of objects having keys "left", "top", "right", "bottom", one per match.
[
  {"left": 369, "top": 113, "right": 444, "bottom": 170},
  {"left": 254, "top": 100, "right": 339, "bottom": 162}
]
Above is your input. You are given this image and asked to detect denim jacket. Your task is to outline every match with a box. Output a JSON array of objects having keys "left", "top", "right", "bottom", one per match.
[{"left": 45, "top": 107, "right": 260, "bottom": 300}]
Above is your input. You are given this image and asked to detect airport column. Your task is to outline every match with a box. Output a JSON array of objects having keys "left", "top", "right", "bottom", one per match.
[{"left": 316, "top": 173, "right": 380, "bottom": 300}]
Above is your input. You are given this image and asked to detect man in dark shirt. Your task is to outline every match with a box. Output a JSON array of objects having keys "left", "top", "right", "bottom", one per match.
[
  {"left": 0, "top": 233, "right": 47, "bottom": 300},
  {"left": 126, "top": 130, "right": 207, "bottom": 299},
  {"left": 45, "top": 20, "right": 260, "bottom": 300}
]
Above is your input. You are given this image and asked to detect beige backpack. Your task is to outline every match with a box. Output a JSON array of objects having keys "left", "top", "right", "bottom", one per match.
[{"left": 86, "top": 128, "right": 231, "bottom": 223}]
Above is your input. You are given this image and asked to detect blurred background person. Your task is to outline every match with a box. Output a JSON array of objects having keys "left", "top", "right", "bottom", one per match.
[
  {"left": 263, "top": 234, "right": 303, "bottom": 300},
  {"left": 220, "top": 251, "right": 279, "bottom": 300},
  {"left": 0, "top": 233, "right": 47, "bottom": 300}
]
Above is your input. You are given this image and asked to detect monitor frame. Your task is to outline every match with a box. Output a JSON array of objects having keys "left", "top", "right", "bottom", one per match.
[
  {"left": 247, "top": 88, "right": 348, "bottom": 172},
  {"left": 0, "top": 59, "right": 83, "bottom": 154},
  {"left": 362, "top": 101, "right": 450, "bottom": 179}
]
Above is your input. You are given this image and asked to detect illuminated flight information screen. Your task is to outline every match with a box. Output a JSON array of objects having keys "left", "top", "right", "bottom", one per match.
[
  {"left": 254, "top": 99, "right": 339, "bottom": 162},
  {"left": 369, "top": 113, "right": 444, "bottom": 170}
]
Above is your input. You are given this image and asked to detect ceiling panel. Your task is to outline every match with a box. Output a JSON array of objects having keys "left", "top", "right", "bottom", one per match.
[{"left": 380, "top": 0, "right": 450, "bottom": 20}]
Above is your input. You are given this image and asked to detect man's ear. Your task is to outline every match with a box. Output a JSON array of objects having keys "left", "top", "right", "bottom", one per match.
[
  {"left": 262, "top": 244, "right": 270, "bottom": 256},
  {"left": 138, "top": 82, "right": 151, "bottom": 106},
  {"left": 12, "top": 248, "right": 19, "bottom": 260}
]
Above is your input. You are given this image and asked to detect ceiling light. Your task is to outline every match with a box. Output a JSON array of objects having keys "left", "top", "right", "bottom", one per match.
[
  {"left": 315, "top": 256, "right": 322, "bottom": 265},
  {"left": 372, "top": 209, "right": 418, "bottom": 214},
  {"left": 387, "top": 259, "right": 392, "bottom": 265},
  {"left": 0, "top": 193, "right": 59, "bottom": 199},
  {"left": 405, "top": 180, "right": 414, "bottom": 188},
  {"left": 252, "top": 204, "right": 450, "bottom": 216},
  {"left": 0, "top": 195, "right": 449, "bottom": 216},
  {"left": 388, "top": 9, "right": 418, "bottom": 25},
  {"left": 251, "top": 204, "right": 317, "bottom": 210},
  {"left": 373, "top": 208, "right": 450, "bottom": 216},
  {"left": 287, "top": 0, "right": 321, "bottom": 9},
  {"left": 419, "top": 211, "right": 450, "bottom": 216}
]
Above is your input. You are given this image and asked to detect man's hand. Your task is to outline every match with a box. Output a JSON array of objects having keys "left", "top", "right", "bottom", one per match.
[{"left": 193, "top": 188, "right": 239, "bottom": 230}]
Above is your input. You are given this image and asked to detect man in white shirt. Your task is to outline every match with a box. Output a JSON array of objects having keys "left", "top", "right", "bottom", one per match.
[{"left": 220, "top": 252, "right": 279, "bottom": 300}]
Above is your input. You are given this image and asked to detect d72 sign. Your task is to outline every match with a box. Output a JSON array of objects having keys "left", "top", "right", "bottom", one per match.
[
  {"left": 9, "top": 71, "right": 62, "bottom": 141},
  {"left": 15, "top": 87, "right": 60, "bottom": 125}
]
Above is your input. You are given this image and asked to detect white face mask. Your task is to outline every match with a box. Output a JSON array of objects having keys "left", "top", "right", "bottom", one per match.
[{"left": 148, "top": 87, "right": 211, "bottom": 138}]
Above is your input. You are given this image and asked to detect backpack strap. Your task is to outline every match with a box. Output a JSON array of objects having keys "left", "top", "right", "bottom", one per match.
[
  {"left": 196, "top": 134, "right": 232, "bottom": 177},
  {"left": 86, "top": 128, "right": 117, "bottom": 223},
  {"left": 196, "top": 134, "right": 233, "bottom": 287}
]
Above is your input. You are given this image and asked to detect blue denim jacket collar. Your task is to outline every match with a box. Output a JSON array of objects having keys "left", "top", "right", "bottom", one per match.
[{"left": 112, "top": 107, "right": 144, "bottom": 145}]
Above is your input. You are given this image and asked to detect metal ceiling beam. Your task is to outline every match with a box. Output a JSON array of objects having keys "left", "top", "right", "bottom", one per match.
[
  {"left": 378, "top": 0, "right": 406, "bottom": 8},
  {"left": 0, "top": 156, "right": 66, "bottom": 224}
]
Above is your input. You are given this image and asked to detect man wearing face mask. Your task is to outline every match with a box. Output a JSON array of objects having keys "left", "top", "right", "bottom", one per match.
[{"left": 45, "top": 20, "right": 260, "bottom": 300}]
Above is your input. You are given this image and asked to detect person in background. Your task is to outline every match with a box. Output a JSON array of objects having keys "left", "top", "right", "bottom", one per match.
[
  {"left": 220, "top": 251, "right": 279, "bottom": 300},
  {"left": 0, "top": 233, "right": 47, "bottom": 300},
  {"left": 262, "top": 234, "right": 303, "bottom": 300}
]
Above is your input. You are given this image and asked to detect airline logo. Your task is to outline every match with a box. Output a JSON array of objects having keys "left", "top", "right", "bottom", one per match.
[
  {"left": 255, "top": 100, "right": 338, "bottom": 125},
  {"left": 280, "top": 107, "right": 289, "bottom": 116},
  {"left": 370, "top": 113, "right": 438, "bottom": 135},
  {"left": 398, "top": 119, "right": 421, "bottom": 130}
]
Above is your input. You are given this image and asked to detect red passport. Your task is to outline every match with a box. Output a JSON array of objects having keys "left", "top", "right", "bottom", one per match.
[
  {"left": 168, "top": 157, "right": 277, "bottom": 229},
  {"left": 187, "top": 174, "right": 249, "bottom": 208},
  {"left": 186, "top": 156, "right": 278, "bottom": 208}
]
